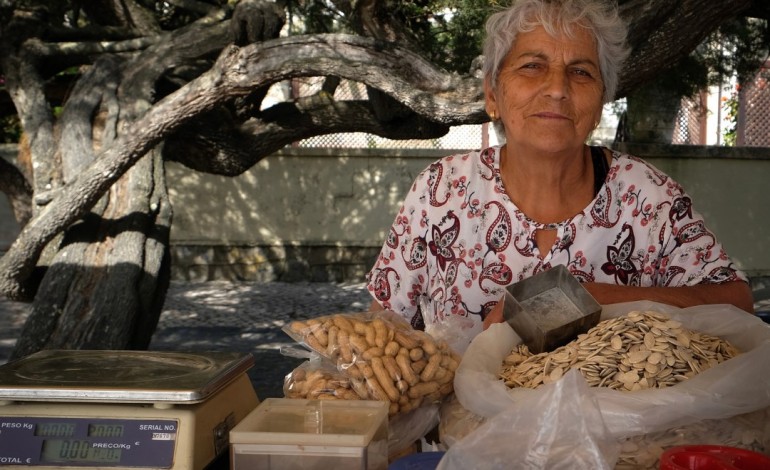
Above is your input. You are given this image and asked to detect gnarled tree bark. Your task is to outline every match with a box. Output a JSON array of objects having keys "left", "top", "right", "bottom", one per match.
[{"left": 0, "top": 0, "right": 764, "bottom": 358}]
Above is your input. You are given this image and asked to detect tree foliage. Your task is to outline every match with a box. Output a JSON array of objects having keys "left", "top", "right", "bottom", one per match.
[{"left": 0, "top": 0, "right": 767, "bottom": 358}]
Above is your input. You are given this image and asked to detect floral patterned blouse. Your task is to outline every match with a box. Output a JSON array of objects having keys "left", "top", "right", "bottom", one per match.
[{"left": 366, "top": 145, "right": 747, "bottom": 331}]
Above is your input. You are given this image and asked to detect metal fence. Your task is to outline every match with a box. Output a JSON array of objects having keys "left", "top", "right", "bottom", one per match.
[
  {"left": 738, "top": 62, "right": 770, "bottom": 147},
  {"left": 672, "top": 92, "right": 707, "bottom": 145},
  {"left": 288, "top": 71, "right": 768, "bottom": 149},
  {"left": 292, "top": 77, "right": 491, "bottom": 150}
]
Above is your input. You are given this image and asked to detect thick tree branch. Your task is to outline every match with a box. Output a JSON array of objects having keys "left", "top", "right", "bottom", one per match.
[
  {"left": 164, "top": 0, "right": 220, "bottom": 16},
  {"left": 0, "top": 34, "right": 485, "bottom": 299},
  {"left": 167, "top": 95, "right": 452, "bottom": 175},
  {"left": 81, "top": 0, "right": 162, "bottom": 36},
  {"left": 0, "top": 155, "right": 33, "bottom": 227},
  {"left": 0, "top": 53, "right": 58, "bottom": 200},
  {"left": 24, "top": 36, "right": 156, "bottom": 60},
  {"left": 59, "top": 55, "right": 125, "bottom": 183},
  {"left": 616, "top": 0, "right": 755, "bottom": 97}
]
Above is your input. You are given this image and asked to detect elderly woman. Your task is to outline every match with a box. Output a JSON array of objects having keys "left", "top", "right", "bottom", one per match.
[{"left": 366, "top": 0, "right": 753, "bottom": 344}]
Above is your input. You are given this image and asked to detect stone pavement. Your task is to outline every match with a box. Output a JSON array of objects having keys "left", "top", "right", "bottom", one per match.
[
  {"left": 1, "top": 281, "right": 769, "bottom": 401},
  {"left": 0, "top": 281, "right": 374, "bottom": 401}
]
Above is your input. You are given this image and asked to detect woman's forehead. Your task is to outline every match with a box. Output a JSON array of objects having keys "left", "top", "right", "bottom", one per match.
[{"left": 509, "top": 25, "right": 599, "bottom": 61}]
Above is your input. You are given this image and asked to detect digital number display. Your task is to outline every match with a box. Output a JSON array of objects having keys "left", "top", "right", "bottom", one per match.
[
  {"left": 34, "top": 422, "right": 76, "bottom": 438},
  {"left": 88, "top": 423, "right": 125, "bottom": 438},
  {"left": 41, "top": 439, "right": 122, "bottom": 463}
]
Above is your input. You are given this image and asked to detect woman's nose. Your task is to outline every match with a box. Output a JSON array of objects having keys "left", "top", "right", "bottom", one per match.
[{"left": 543, "top": 69, "right": 569, "bottom": 100}]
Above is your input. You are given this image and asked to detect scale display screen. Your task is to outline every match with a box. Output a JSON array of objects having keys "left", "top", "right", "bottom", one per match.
[
  {"left": 0, "top": 350, "right": 260, "bottom": 469},
  {"left": 0, "top": 417, "right": 177, "bottom": 467},
  {"left": 41, "top": 440, "right": 122, "bottom": 464}
]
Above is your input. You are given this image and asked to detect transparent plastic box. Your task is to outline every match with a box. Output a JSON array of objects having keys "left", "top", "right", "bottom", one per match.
[{"left": 229, "top": 398, "right": 389, "bottom": 470}]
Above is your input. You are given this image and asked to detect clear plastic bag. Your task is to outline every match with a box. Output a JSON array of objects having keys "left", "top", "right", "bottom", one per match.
[
  {"left": 438, "top": 369, "right": 619, "bottom": 470},
  {"left": 419, "top": 295, "right": 483, "bottom": 356},
  {"left": 281, "top": 333, "right": 442, "bottom": 459},
  {"left": 283, "top": 311, "right": 460, "bottom": 416},
  {"left": 283, "top": 352, "right": 363, "bottom": 401},
  {"left": 443, "top": 301, "right": 770, "bottom": 469}
]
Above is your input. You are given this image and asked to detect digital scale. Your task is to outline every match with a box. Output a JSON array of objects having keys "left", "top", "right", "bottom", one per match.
[{"left": 0, "top": 350, "right": 260, "bottom": 469}]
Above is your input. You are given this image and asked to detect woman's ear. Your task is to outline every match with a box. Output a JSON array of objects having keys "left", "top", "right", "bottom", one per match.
[
  {"left": 484, "top": 79, "right": 498, "bottom": 120},
  {"left": 593, "top": 108, "right": 603, "bottom": 130}
]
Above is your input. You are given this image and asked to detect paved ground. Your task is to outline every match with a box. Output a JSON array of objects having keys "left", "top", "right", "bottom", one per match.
[
  {"left": 2, "top": 281, "right": 769, "bottom": 401},
  {"left": 0, "top": 281, "right": 373, "bottom": 401}
]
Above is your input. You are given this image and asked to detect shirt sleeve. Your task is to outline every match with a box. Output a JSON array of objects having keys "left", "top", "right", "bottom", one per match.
[
  {"left": 366, "top": 164, "right": 435, "bottom": 320},
  {"left": 654, "top": 181, "right": 748, "bottom": 286}
]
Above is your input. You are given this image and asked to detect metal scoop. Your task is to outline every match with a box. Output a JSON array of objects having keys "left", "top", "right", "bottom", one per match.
[{"left": 502, "top": 265, "right": 602, "bottom": 354}]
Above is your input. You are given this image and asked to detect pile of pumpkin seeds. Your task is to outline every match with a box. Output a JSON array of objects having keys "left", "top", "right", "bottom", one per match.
[{"left": 499, "top": 310, "right": 740, "bottom": 391}]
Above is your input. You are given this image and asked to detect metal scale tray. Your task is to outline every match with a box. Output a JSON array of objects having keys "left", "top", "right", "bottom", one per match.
[{"left": 0, "top": 349, "right": 255, "bottom": 404}]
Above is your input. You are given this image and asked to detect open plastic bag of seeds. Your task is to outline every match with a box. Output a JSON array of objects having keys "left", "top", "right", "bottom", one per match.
[{"left": 439, "top": 301, "right": 770, "bottom": 469}]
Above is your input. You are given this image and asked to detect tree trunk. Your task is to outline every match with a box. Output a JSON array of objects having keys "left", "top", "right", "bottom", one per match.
[
  {"left": 0, "top": 0, "right": 765, "bottom": 359},
  {"left": 625, "top": 81, "right": 683, "bottom": 143},
  {"left": 11, "top": 148, "right": 171, "bottom": 359}
]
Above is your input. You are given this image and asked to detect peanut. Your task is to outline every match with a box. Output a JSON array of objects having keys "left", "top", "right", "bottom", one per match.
[
  {"left": 289, "top": 320, "right": 307, "bottom": 334},
  {"left": 384, "top": 341, "right": 400, "bottom": 357},
  {"left": 362, "top": 346, "right": 384, "bottom": 361},
  {"left": 305, "top": 334, "right": 324, "bottom": 353},
  {"left": 338, "top": 330, "right": 353, "bottom": 364},
  {"left": 349, "top": 333, "right": 369, "bottom": 357},
  {"left": 372, "top": 318, "right": 389, "bottom": 348},
  {"left": 409, "top": 347, "right": 424, "bottom": 362},
  {"left": 326, "top": 326, "right": 339, "bottom": 358},
  {"left": 419, "top": 334, "right": 438, "bottom": 356},
  {"left": 364, "top": 323, "right": 377, "bottom": 347},
  {"left": 353, "top": 320, "right": 368, "bottom": 336},
  {"left": 365, "top": 376, "right": 387, "bottom": 401},
  {"left": 408, "top": 381, "right": 439, "bottom": 399},
  {"left": 394, "top": 330, "right": 419, "bottom": 349},
  {"left": 332, "top": 315, "right": 355, "bottom": 332},
  {"left": 285, "top": 312, "right": 459, "bottom": 416},
  {"left": 396, "top": 352, "right": 419, "bottom": 386},
  {"left": 421, "top": 353, "right": 443, "bottom": 382},
  {"left": 372, "top": 357, "right": 400, "bottom": 402},
  {"left": 411, "top": 359, "right": 427, "bottom": 375},
  {"left": 382, "top": 355, "right": 401, "bottom": 382}
]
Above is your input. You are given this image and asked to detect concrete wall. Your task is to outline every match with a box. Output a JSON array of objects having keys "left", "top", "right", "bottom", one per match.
[
  {"left": 165, "top": 148, "right": 440, "bottom": 282},
  {"left": 2, "top": 144, "right": 769, "bottom": 284},
  {"left": 166, "top": 144, "right": 770, "bottom": 283}
]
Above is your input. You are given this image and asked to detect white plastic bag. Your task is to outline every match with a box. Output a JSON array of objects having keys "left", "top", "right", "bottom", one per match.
[
  {"left": 445, "top": 301, "right": 770, "bottom": 468},
  {"left": 438, "top": 369, "right": 619, "bottom": 470},
  {"left": 419, "top": 295, "right": 483, "bottom": 356}
]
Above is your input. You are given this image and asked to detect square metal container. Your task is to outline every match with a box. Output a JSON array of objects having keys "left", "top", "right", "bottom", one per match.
[{"left": 502, "top": 265, "right": 602, "bottom": 354}]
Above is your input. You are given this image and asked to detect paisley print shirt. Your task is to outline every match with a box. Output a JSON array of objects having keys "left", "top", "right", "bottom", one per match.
[{"left": 366, "top": 145, "right": 747, "bottom": 331}]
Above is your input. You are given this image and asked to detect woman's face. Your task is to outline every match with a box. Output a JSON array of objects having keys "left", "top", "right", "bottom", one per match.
[{"left": 486, "top": 24, "right": 604, "bottom": 155}]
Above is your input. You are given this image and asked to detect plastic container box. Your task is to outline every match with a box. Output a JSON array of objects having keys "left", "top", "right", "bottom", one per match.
[{"left": 229, "top": 398, "right": 389, "bottom": 470}]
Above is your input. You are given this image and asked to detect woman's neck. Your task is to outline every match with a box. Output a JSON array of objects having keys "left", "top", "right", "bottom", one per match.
[{"left": 499, "top": 144, "right": 595, "bottom": 225}]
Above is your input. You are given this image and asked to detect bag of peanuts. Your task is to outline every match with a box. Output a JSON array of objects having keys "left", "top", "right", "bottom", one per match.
[
  {"left": 283, "top": 352, "right": 361, "bottom": 401},
  {"left": 283, "top": 311, "right": 461, "bottom": 416},
  {"left": 282, "top": 311, "right": 455, "bottom": 457},
  {"left": 438, "top": 301, "right": 770, "bottom": 470},
  {"left": 282, "top": 351, "right": 441, "bottom": 458}
]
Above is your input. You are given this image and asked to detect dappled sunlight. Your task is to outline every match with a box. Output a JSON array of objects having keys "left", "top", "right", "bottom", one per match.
[
  {"left": 165, "top": 148, "right": 769, "bottom": 282},
  {"left": 166, "top": 151, "right": 432, "bottom": 247}
]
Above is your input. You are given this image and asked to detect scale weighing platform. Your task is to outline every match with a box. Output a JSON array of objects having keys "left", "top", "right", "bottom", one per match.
[{"left": 0, "top": 350, "right": 260, "bottom": 469}]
